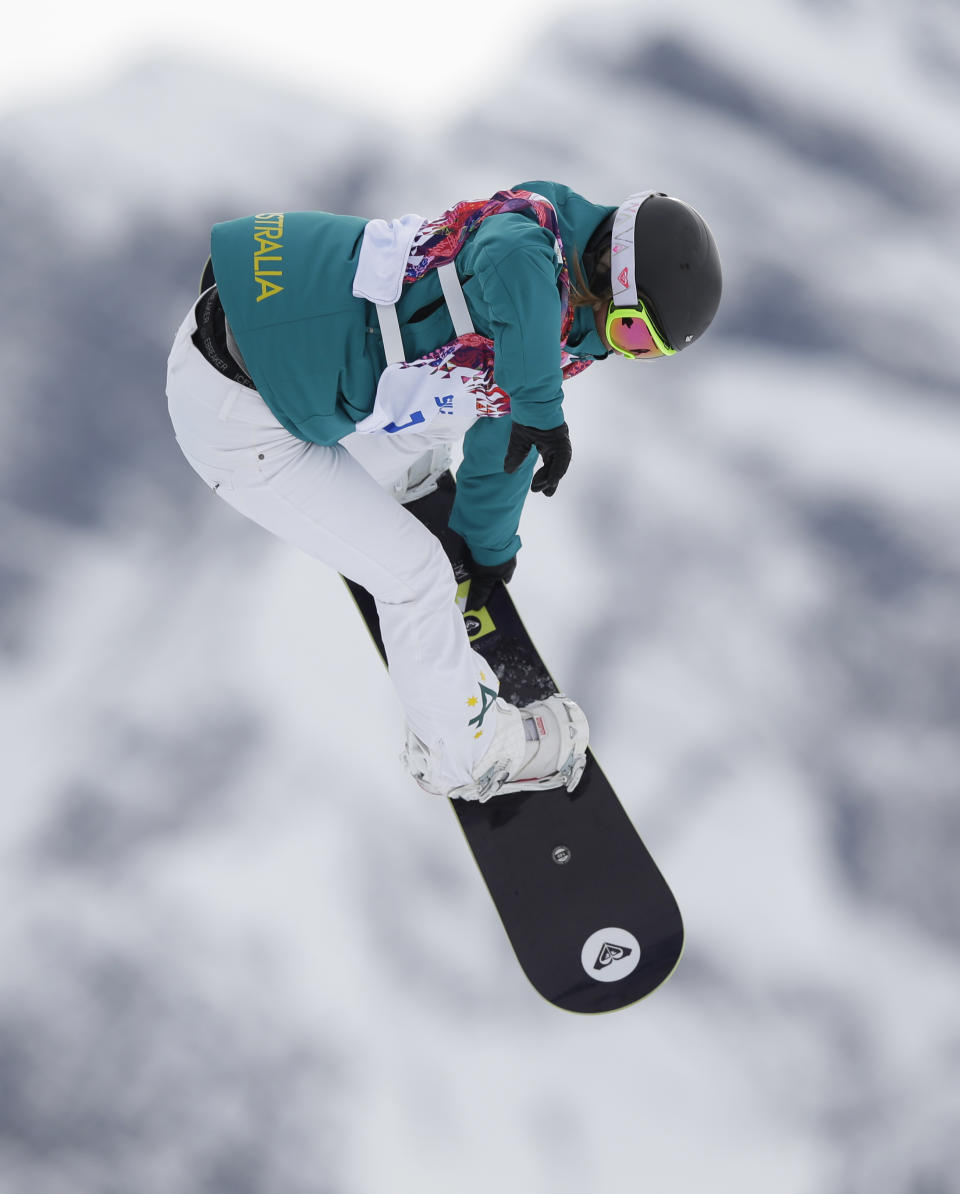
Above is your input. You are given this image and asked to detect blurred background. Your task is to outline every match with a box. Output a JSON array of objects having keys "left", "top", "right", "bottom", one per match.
[{"left": 2, "top": 0, "right": 959, "bottom": 1191}]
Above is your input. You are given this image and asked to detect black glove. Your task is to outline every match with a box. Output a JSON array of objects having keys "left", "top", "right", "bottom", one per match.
[
  {"left": 503, "top": 420, "right": 572, "bottom": 497},
  {"left": 465, "top": 553, "right": 517, "bottom": 612}
]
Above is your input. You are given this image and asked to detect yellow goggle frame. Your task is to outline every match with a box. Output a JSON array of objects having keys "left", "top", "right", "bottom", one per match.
[{"left": 604, "top": 300, "right": 676, "bottom": 359}]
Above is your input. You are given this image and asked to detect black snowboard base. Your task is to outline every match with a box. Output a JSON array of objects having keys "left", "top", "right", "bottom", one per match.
[{"left": 344, "top": 473, "right": 683, "bottom": 1013}]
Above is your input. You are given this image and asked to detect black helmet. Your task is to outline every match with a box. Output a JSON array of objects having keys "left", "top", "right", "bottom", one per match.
[{"left": 608, "top": 191, "right": 722, "bottom": 352}]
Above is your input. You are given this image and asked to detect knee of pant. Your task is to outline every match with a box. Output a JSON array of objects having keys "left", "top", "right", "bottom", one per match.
[{"left": 398, "top": 534, "right": 457, "bottom": 609}]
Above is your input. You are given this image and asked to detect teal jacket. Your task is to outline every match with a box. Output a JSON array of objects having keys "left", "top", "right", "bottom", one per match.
[{"left": 211, "top": 180, "right": 614, "bottom": 565}]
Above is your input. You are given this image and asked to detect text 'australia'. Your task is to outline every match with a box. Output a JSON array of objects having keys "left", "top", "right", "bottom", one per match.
[{"left": 253, "top": 213, "right": 284, "bottom": 302}]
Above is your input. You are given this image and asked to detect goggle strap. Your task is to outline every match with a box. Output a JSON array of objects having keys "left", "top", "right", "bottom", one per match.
[{"left": 609, "top": 190, "right": 657, "bottom": 308}]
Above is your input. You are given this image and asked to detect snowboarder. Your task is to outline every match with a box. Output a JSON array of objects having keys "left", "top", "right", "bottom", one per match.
[{"left": 166, "top": 181, "right": 721, "bottom": 803}]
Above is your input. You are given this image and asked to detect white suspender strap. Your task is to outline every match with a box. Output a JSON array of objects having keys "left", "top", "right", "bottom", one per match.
[
  {"left": 376, "top": 302, "right": 406, "bottom": 365},
  {"left": 436, "top": 262, "right": 475, "bottom": 337},
  {"left": 376, "top": 262, "right": 474, "bottom": 364}
]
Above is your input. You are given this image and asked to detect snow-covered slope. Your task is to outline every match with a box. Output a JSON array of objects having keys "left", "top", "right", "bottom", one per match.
[{"left": 2, "top": 1, "right": 959, "bottom": 1191}]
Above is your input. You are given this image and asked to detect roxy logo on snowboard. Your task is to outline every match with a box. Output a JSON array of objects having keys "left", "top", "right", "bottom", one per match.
[
  {"left": 594, "top": 941, "right": 632, "bottom": 970},
  {"left": 581, "top": 927, "right": 642, "bottom": 983}
]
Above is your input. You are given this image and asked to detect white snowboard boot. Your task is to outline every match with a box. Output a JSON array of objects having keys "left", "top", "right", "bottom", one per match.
[
  {"left": 393, "top": 444, "right": 453, "bottom": 504},
  {"left": 403, "top": 694, "right": 589, "bottom": 803}
]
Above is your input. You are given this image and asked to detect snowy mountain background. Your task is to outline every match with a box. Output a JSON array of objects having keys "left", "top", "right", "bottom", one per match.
[{"left": 2, "top": 0, "right": 959, "bottom": 1190}]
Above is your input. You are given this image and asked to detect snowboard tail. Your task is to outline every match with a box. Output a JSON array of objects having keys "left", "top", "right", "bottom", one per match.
[{"left": 344, "top": 473, "right": 683, "bottom": 1013}]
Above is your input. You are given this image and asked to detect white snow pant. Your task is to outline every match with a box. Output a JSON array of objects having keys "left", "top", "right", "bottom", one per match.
[{"left": 165, "top": 300, "right": 502, "bottom": 793}]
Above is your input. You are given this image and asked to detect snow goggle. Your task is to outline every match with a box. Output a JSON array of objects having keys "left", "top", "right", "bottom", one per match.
[{"left": 605, "top": 299, "right": 676, "bottom": 359}]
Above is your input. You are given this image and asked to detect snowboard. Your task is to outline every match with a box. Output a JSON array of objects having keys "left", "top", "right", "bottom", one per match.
[{"left": 344, "top": 472, "right": 683, "bottom": 1013}]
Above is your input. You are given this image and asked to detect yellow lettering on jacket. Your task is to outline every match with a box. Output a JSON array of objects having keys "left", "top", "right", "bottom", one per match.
[{"left": 253, "top": 213, "right": 285, "bottom": 301}]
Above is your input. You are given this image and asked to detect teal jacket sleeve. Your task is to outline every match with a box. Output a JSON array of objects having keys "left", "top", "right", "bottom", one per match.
[
  {"left": 448, "top": 213, "right": 567, "bottom": 566},
  {"left": 450, "top": 417, "right": 536, "bottom": 566},
  {"left": 469, "top": 216, "right": 566, "bottom": 431}
]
